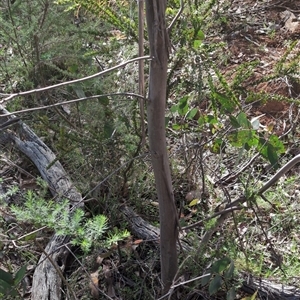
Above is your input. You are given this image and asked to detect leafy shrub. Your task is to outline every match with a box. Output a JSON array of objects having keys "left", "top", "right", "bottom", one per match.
[{"left": 11, "top": 188, "right": 129, "bottom": 253}]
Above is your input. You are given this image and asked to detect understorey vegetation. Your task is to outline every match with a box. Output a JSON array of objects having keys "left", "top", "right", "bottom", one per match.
[{"left": 1, "top": 0, "right": 300, "bottom": 299}]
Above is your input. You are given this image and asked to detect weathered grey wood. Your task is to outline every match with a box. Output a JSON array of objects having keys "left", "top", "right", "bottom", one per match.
[
  {"left": 241, "top": 273, "right": 300, "bottom": 300},
  {"left": 2, "top": 107, "right": 300, "bottom": 299},
  {"left": 120, "top": 205, "right": 193, "bottom": 253},
  {"left": 120, "top": 204, "right": 160, "bottom": 242},
  {"left": 0, "top": 106, "right": 83, "bottom": 300},
  {"left": 121, "top": 204, "right": 300, "bottom": 299}
]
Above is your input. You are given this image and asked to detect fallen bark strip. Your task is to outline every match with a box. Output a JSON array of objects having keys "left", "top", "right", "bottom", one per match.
[{"left": 0, "top": 106, "right": 83, "bottom": 300}]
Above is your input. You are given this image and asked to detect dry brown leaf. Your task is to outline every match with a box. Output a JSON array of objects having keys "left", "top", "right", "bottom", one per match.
[
  {"left": 103, "top": 263, "right": 116, "bottom": 298},
  {"left": 89, "top": 271, "right": 99, "bottom": 299}
]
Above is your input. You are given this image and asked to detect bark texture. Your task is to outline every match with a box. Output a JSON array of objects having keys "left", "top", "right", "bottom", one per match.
[
  {"left": 145, "top": 0, "right": 178, "bottom": 293},
  {"left": 0, "top": 106, "right": 83, "bottom": 300}
]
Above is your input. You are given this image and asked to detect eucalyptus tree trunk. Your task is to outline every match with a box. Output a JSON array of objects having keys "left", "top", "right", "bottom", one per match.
[{"left": 145, "top": 0, "right": 178, "bottom": 293}]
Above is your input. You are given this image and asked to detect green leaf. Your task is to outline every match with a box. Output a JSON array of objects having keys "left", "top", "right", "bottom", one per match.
[
  {"left": 0, "top": 279, "right": 17, "bottom": 296},
  {"left": 23, "top": 232, "right": 37, "bottom": 241},
  {"left": 178, "top": 96, "right": 189, "bottom": 116},
  {"left": 267, "top": 144, "right": 279, "bottom": 169},
  {"left": 211, "top": 257, "right": 231, "bottom": 273},
  {"left": 226, "top": 287, "right": 236, "bottom": 300},
  {"left": 103, "top": 121, "right": 114, "bottom": 139},
  {"left": 193, "top": 40, "right": 202, "bottom": 49},
  {"left": 189, "top": 199, "right": 199, "bottom": 207},
  {"left": 0, "top": 268, "right": 13, "bottom": 285},
  {"left": 170, "top": 104, "right": 179, "bottom": 113},
  {"left": 207, "top": 115, "right": 218, "bottom": 125},
  {"left": 186, "top": 108, "right": 198, "bottom": 119},
  {"left": 196, "top": 30, "right": 205, "bottom": 40},
  {"left": 0, "top": 279, "right": 9, "bottom": 294},
  {"left": 72, "top": 84, "right": 86, "bottom": 99},
  {"left": 224, "top": 261, "right": 234, "bottom": 280},
  {"left": 212, "top": 92, "right": 236, "bottom": 113},
  {"left": 201, "top": 272, "right": 212, "bottom": 287},
  {"left": 229, "top": 130, "right": 256, "bottom": 147},
  {"left": 269, "top": 135, "right": 285, "bottom": 153},
  {"left": 258, "top": 136, "right": 283, "bottom": 168},
  {"left": 237, "top": 112, "right": 251, "bottom": 129},
  {"left": 211, "top": 138, "right": 225, "bottom": 153},
  {"left": 245, "top": 133, "right": 259, "bottom": 148},
  {"left": 172, "top": 124, "right": 182, "bottom": 130},
  {"left": 14, "top": 265, "right": 26, "bottom": 285},
  {"left": 259, "top": 138, "right": 268, "bottom": 155},
  {"left": 198, "top": 115, "right": 206, "bottom": 126},
  {"left": 209, "top": 274, "right": 222, "bottom": 295},
  {"left": 229, "top": 115, "right": 240, "bottom": 128},
  {"left": 67, "top": 63, "right": 78, "bottom": 73},
  {"left": 98, "top": 96, "right": 109, "bottom": 106}
]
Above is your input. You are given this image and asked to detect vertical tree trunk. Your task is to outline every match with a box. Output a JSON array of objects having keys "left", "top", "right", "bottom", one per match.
[{"left": 145, "top": 0, "right": 178, "bottom": 293}]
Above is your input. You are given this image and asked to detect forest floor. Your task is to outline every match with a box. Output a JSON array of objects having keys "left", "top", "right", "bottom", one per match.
[
  {"left": 220, "top": 0, "right": 300, "bottom": 129},
  {"left": 1, "top": 0, "right": 300, "bottom": 299}
]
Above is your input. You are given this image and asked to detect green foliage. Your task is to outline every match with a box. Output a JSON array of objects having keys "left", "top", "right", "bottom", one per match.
[
  {"left": 2, "top": 0, "right": 300, "bottom": 297},
  {"left": 275, "top": 40, "right": 300, "bottom": 76},
  {"left": 165, "top": 0, "right": 296, "bottom": 175},
  {"left": 170, "top": 97, "right": 285, "bottom": 167},
  {"left": 0, "top": 265, "right": 26, "bottom": 299},
  {"left": 0, "top": 0, "right": 143, "bottom": 199},
  {"left": 11, "top": 190, "right": 129, "bottom": 253},
  {"left": 201, "top": 258, "right": 236, "bottom": 299},
  {"left": 54, "top": 0, "right": 138, "bottom": 41},
  {"left": 0, "top": 0, "right": 139, "bottom": 96},
  {"left": 0, "top": 184, "right": 18, "bottom": 205}
]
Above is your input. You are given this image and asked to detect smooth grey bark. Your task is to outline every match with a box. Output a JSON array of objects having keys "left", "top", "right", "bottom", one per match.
[{"left": 145, "top": 0, "right": 178, "bottom": 293}]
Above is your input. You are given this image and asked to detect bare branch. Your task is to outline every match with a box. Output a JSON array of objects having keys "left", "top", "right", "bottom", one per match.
[
  {"left": 0, "top": 56, "right": 151, "bottom": 105},
  {"left": 167, "top": 0, "right": 184, "bottom": 33},
  {"left": 0, "top": 92, "right": 144, "bottom": 117},
  {"left": 258, "top": 153, "right": 300, "bottom": 194}
]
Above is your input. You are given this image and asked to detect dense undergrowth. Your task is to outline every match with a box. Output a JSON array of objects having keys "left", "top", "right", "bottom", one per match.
[{"left": 1, "top": 0, "right": 300, "bottom": 299}]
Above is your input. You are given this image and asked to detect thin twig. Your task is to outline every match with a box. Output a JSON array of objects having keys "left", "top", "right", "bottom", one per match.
[
  {"left": 157, "top": 273, "right": 211, "bottom": 300},
  {"left": 258, "top": 154, "right": 300, "bottom": 194},
  {"left": 0, "top": 56, "right": 151, "bottom": 104},
  {"left": 167, "top": 0, "right": 184, "bottom": 32},
  {"left": 0, "top": 92, "right": 144, "bottom": 117},
  {"left": 182, "top": 206, "right": 240, "bottom": 231},
  {"left": 64, "top": 245, "right": 114, "bottom": 300}
]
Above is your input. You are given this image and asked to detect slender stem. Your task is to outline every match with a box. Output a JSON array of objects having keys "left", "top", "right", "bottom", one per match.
[
  {"left": 138, "top": 0, "right": 146, "bottom": 145},
  {"left": 0, "top": 56, "right": 151, "bottom": 104},
  {"left": 258, "top": 154, "right": 300, "bottom": 194}
]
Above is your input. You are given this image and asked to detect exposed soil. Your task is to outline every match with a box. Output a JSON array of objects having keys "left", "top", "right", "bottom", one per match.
[{"left": 221, "top": 0, "right": 300, "bottom": 136}]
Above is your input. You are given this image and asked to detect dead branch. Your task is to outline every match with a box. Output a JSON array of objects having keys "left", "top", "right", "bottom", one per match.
[{"left": 0, "top": 106, "right": 83, "bottom": 300}]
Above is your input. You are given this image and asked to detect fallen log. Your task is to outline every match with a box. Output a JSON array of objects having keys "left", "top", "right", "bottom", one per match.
[
  {"left": 120, "top": 204, "right": 160, "bottom": 242},
  {"left": 121, "top": 204, "right": 300, "bottom": 300},
  {"left": 0, "top": 106, "right": 83, "bottom": 300},
  {"left": 1, "top": 108, "right": 300, "bottom": 300},
  {"left": 241, "top": 273, "right": 300, "bottom": 300}
]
